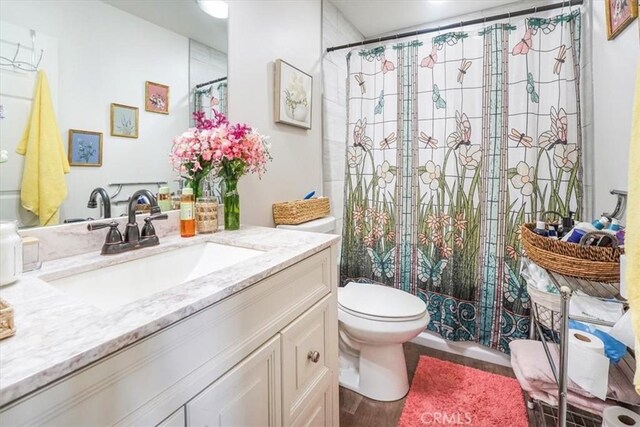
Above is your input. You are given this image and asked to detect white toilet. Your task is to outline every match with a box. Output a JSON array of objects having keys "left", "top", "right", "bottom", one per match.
[
  {"left": 338, "top": 282, "right": 429, "bottom": 401},
  {"left": 277, "top": 217, "right": 429, "bottom": 401}
]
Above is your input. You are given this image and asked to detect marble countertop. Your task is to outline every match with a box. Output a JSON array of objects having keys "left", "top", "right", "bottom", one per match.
[{"left": 0, "top": 226, "right": 340, "bottom": 406}]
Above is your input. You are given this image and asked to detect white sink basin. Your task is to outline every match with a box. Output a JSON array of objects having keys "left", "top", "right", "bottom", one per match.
[{"left": 47, "top": 242, "right": 263, "bottom": 310}]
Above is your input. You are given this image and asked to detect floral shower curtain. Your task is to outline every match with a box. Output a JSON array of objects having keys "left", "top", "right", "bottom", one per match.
[{"left": 340, "top": 9, "right": 584, "bottom": 352}]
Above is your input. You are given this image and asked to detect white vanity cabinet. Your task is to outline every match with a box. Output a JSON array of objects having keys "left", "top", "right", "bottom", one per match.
[{"left": 0, "top": 246, "right": 339, "bottom": 427}]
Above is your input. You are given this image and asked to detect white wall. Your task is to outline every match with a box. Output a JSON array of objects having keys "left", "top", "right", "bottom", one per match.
[
  {"left": 227, "top": 0, "right": 323, "bottom": 227},
  {"left": 591, "top": 0, "right": 639, "bottom": 220},
  {"left": 0, "top": 0, "right": 189, "bottom": 223},
  {"left": 322, "top": 1, "right": 364, "bottom": 237}
]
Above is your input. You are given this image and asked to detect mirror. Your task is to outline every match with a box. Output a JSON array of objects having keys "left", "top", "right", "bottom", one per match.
[{"left": 0, "top": 0, "right": 228, "bottom": 228}]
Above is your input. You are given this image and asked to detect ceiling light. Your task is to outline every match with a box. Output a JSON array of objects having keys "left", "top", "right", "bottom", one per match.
[{"left": 196, "top": 0, "right": 228, "bottom": 19}]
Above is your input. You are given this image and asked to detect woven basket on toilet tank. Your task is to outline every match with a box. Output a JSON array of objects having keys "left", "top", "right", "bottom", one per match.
[
  {"left": 272, "top": 197, "right": 330, "bottom": 225},
  {"left": 520, "top": 223, "right": 622, "bottom": 283}
]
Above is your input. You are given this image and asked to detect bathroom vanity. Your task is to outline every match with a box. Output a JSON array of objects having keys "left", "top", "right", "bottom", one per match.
[{"left": 0, "top": 225, "right": 340, "bottom": 426}]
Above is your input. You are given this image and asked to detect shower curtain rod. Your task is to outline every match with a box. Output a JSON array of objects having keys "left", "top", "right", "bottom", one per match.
[
  {"left": 325, "top": 0, "right": 583, "bottom": 53},
  {"left": 195, "top": 76, "right": 227, "bottom": 89}
]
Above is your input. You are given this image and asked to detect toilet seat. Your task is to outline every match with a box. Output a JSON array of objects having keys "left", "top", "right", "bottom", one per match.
[{"left": 338, "top": 283, "right": 427, "bottom": 322}]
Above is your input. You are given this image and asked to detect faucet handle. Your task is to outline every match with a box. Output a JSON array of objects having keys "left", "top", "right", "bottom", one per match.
[
  {"left": 141, "top": 213, "right": 168, "bottom": 238},
  {"left": 88, "top": 221, "right": 123, "bottom": 245},
  {"left": 87, "top": 220, "right": 118, "bottom": 231}
]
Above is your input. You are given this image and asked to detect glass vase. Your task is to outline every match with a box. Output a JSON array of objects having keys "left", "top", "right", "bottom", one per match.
[
  {"left": 188, "top": 178, "right": 203, "bottom": 199},
  {"left": 223, "top": 176, "right": 240, "bottom": 230}
]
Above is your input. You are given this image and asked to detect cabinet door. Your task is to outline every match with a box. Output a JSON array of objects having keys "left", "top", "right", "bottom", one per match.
[
  {"left": 281, "top": 296, "right": 333, "bottom": 426},
  {"left": 158, "top": 408, "right": 185, "bottom": 427},
  {"left": 186, "top": 336, "right": 281, "bottom": 427}
]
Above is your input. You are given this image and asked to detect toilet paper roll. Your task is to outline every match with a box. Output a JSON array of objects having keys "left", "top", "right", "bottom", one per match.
[
  {"left": 569, "top": 329, "right": 605, "bottom": 352},
  {"left": 602, "top": 405, "right": 640, "bottom": 427},
  {"left": 567, "top": 329, "right": 609, "bottom": 400}
]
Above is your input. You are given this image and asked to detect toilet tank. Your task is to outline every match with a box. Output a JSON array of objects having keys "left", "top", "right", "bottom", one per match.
[{"left": 276, "top": 216, "right": 336, "bottom": 234}]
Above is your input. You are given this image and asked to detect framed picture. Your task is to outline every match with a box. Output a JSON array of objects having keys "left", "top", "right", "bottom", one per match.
[
  {"left": 110, "top": 103, "right": 139, "bottom": 138},
  {"left": 274, "top": 59, "right": 312, "bottom": 129},
  {"left": 145, "top": 81, "right": 170, "bottom": 114},
  {"left": 605, "top": 0, "right": 638, "bottom": 40},
  {"left": 68, "top": 129, "right": 102, "bottom": 167}
]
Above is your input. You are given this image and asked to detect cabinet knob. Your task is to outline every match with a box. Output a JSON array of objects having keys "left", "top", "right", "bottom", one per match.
[{"left": 307, "top": 350, "right": 320, "bottom": 363}]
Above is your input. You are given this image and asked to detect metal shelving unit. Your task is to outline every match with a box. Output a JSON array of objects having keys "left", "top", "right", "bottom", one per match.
[{"left": 528, "top": 269, "right": 637, "bottom": 427}]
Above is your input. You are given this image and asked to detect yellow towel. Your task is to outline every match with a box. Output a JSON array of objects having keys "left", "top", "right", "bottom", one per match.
[
  {"left": 628, "top": 64, "right": 640, "bottom": 392},
  {"left": 16, "top": 70, "right": 69, "bottom": 226}
]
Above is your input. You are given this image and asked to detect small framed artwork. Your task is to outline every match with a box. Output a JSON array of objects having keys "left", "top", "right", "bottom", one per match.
[
  {"left": 145, "top": 81, "right": 170, "bottom": 114},
  {"left": 274, "top": 59, "right": 312, "bottom": 129},
  {"left": 605, "top": 0, "right": 638, "bottom": 40},
  {"left": 110, "top": 103, "right": 139, "bottom": 138},
  {"left": 68, "top": 129, "right": 102, "bottom": 167}
]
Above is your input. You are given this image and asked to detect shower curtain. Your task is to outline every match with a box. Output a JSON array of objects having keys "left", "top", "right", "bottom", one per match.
[{"left": 340, "top": 9, "right": 584, "bottom": 352}]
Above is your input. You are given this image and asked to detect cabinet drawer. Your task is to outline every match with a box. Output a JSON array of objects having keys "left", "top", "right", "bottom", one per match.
[
  {"left": 290, "top": 382, "right": 332, "bottom": 427},
  {"left": 281, "top": 296, "right": 332, "bottom": 425}
]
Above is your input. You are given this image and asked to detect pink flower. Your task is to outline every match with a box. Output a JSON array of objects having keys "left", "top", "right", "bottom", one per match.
[{"left": 170, "top": 112, "right": 271, "bottom": 182}]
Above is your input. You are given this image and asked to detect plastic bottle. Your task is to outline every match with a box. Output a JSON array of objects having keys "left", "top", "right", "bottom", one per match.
[
  {"left": 608, "top": 218, "right": 622, "bottom": 232},
  {"left": 560, "top": 211, "right": 575, "bottom": 238},
  {"left": 561, "top": 216, "right": 610, "bottom": 244},
  {"left": 533, "top": 220, "right": 548, "bottom": 237},
  {"left": 157, "top": 187, "right": 171, "bottom": 212},
  {"left": 180, "top": 188, "right": 196, "bottom": 237}
]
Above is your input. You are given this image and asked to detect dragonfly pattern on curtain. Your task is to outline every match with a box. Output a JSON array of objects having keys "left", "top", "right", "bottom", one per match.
[{"left": 340, "top": 9, "right": 583, "bottom": 352}]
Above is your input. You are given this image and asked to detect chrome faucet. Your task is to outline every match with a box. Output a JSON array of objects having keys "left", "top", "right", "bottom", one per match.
[
  {"left": 88, "top": 189, "right": 167, "bottom": 255},
  {"left": 87, "top": 187, "right": 111, "bottom": 219}
]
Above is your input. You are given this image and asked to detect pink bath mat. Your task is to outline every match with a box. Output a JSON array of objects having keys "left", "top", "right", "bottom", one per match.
[{"left": 398, "top": 356, "right": 529, "bottom": 427}]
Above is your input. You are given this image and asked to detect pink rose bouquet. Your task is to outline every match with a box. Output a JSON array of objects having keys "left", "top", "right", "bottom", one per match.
[{"left": 169, "top": 110, "right": 271, "bottom": 229}]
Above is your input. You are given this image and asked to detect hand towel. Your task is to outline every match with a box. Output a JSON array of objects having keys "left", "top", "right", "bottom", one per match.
[
  {"left": 16, "top": 70, "right": 69, "bottom": 225},
  {"left": 509, "top": 340, "right": 640, "bottom": 414},
  {"left": 628, "top": 64, "right": 640, "bottom": 393}
]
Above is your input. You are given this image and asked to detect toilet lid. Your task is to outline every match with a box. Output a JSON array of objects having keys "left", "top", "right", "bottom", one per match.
[{"left": 338, "top": 282, "right": 427, "bottom": 320}]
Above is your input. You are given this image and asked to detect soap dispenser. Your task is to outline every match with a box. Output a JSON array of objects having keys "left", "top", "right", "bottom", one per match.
[{"left": 0, "top": 221, "right": 23, "bottom": 286}]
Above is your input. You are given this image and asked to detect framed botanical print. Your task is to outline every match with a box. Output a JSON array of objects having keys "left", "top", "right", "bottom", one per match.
[
  {"left": 605, "top": 0, "right": 638, "bottom": 40},
  {"left": 274, "top": 59, "right": 312, "bottom": 129},
  {"left": 110, "top": 103, "right": 139, "bottom": 138},
  {"left": 145, "top": 81, "right": 170, "bottom": 114},
  {"left": 68, "top": 129, "right": 102, "bottom": 167}
]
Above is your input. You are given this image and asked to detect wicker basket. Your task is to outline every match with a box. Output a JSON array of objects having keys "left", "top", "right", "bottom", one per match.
[
  {"left": 0, "top": 298, "right": 15, "bottom": 340},
  {"left": 272, "top": 197, "right": 330, "bottom": 225},
  {"left": 520, "top": 223, "right": 621, "bottom": 283},
  {"left": 527, "top": 283, "right": 562, "bottom": 331}
]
